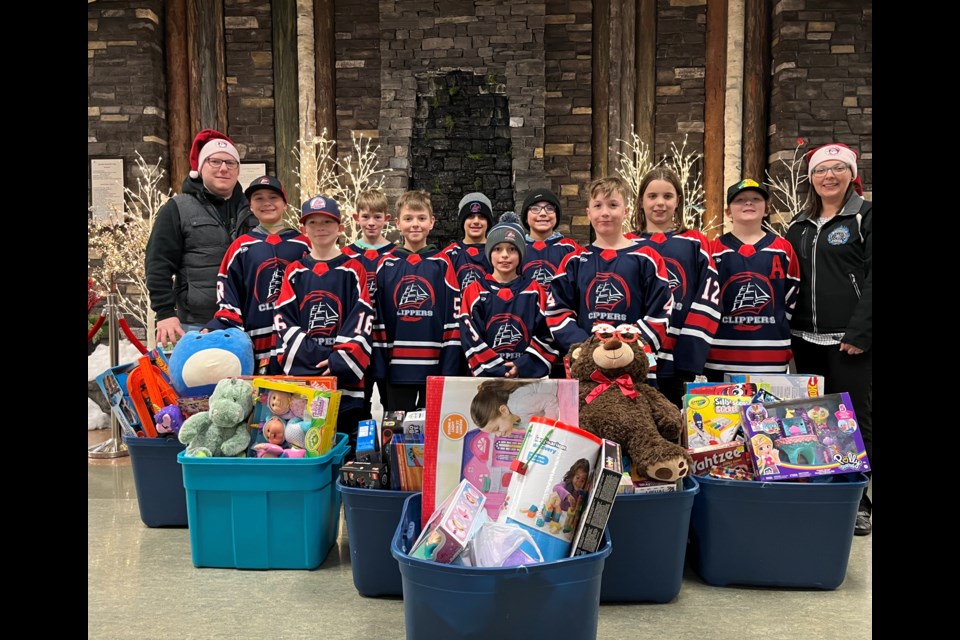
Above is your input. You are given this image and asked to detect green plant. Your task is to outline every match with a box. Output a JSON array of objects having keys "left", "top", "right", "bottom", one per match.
[
  {"left": 448, "top": 85, "right": 460, "bottom": 97},
  {"left": 433, "top": 178, "right": 442, "bottom": 194},
  {"left": 473, "top": 178, "right": 483, "bottom": 190},
  {"left": 466, "top": 153, "right": 484, "bottom": 161},
  {"left": 444, "top": 114, "right": 455, "bottom": 135}
]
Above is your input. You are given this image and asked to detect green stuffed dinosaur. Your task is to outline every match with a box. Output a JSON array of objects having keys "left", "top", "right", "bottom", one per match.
[{"left": 178, "top": 378, "right": 254, "bottom": 457}]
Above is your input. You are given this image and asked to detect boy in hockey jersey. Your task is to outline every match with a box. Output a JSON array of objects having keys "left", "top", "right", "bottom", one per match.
[
  {"left": 518, "top": 187, "right": 582, "bottom": 291},
  {"left": 371, "top": 190, "right": 461, "bottom": 411},
  {"left": 703, "top": 179, "right": 800, "bottom": 380},
  {"left": 204, "top": 175, "right": 310, "bottom": 373},
  {"left": 273, "top": 195, "right": 375, "bottom": 455},
  {"left": 459, "top": 214, "right": 558, "bottom": 379},
  {"left": 443, "top": 192, "right": 494, "bottom": 290},
  {"left": 341, "top": 188, "right": 397, "bottom": 419},
  {"left": 545, "top": 176, "right": 674, "bottom": 383}
]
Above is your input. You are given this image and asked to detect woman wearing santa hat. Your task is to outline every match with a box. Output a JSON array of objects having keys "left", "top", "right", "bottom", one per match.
[
  {"left": 145, "top": 129, "right": 258, "bottom": 348},
  {"left": 785, "top": 142, "right": 872, "bottom": 536}
]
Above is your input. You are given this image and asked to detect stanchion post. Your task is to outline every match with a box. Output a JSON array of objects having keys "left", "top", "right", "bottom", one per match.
[{"left": 89, "top": 290, "right": 130, "bottom": 459}]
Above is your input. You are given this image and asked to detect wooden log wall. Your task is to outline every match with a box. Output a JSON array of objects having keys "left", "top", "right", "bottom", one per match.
[
  {"left": 272, "top": 0, "right": 299, "bottom": 205},
  {"left": 741, "top": 0, "right": 769, "bottom": 183},
  {"left": 165, "top": 0, "right": 190, "bottom": 188},
  {"left": 703, "top": 0, "right": 727, "bottom": 238}
]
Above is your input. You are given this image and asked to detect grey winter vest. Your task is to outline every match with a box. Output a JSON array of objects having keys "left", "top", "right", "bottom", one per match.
[{"left": 173, "top": 193, "right": 246, "bottom": 324}]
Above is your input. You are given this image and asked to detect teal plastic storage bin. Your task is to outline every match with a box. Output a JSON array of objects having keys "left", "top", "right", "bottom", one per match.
[
  {"left": 688, "top": 473, "right": 868, "bottom": 589},
  {"left": 600, "top": 475, "right": 699, "bottom": 603},
  {"left": 337, "top": 480, "right": 416, "bottom": 597},
  {"left": 124, "top": 435, "right": 188, "bottom": 528},
  {"left": 179, "top": 433, "right": 350, "bottom": 570},
  {"left": 391, "top": 493, "right": 612, "bottom": 640}
]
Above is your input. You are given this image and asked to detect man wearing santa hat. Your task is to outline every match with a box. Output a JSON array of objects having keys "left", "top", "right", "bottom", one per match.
[{"left": 146, "top": 129, "right": 258, "bottom": 347}]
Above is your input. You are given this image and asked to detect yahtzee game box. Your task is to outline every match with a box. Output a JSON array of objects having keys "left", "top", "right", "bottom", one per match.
[
  {"left": 422, "top": 376, "right": 580, "bottom": 527},
  {"left": 741, "top": 392, "right": 870, "bottom": 481}
]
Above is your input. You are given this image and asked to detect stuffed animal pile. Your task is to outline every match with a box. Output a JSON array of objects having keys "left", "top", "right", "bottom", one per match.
[
  {"left": 569, "top": 325, "right": 692, "bottom": 482},
  {"left": 178, "top": 378, "right": 254, "bottom": 457}
]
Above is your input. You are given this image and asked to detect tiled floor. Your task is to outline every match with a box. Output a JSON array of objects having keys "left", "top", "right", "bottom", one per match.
[{"left": 87, "top": 426, "right": 871, "bottom": 640}]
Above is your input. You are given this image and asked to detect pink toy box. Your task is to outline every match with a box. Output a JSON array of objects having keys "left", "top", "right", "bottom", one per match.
[
  {"left": 409, "top": 478, "right": 487, "bottom": 564},
  {"left": 422, "top": 376, "right": 579, "bottom": 528},
  {"left": 741, "top": 392, "right": 870, "bottom": 481}
]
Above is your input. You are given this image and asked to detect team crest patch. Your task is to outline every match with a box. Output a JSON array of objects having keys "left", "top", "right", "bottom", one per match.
[{"left": 827, "top": 225, "right": 851, "bottom": 245}]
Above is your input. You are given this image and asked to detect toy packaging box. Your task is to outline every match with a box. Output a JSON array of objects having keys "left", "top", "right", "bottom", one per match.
[
  {"left": 741, "top": 392, "right": 870, "bottom": 481},
  {"left": 688, "top": 440, "right": 749, "bottom": 477},
  {"left": 571, "top": 439, "right": 623, "bottom": 556},
  {"left": 390, "top": 433, "right": 425, "bottom": 491},
  {"left": 409, "top": 478, "right": 487, "bottom": 564},
  {"left": 248, "top": 378, "right": 342, "bottom": 457},
  {"left": 724, "top": 373, "right": 824, "bottom": 399},
  {"left": 96, "top": 348, "right": 174, "bottom": 438},
  {"left": 683, "top": 394, "right": 753, "bottom": 451},
  {"left": 340, "top": 460, "right": 391, "bottom": 489},
  {"left": 422, "top": 376, "right": 580, "bottom": 528}
]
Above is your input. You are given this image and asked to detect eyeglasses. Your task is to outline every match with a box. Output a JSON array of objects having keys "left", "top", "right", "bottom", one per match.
[
  {"left": 205, "top": 158, "right": 240, "bottom": 170},
  {"left": 528, "top": 205, "right": 557, "bottom": 215},
  {"left": 592, "top": 323, "right": 640, "bottom": 343},
  {"left": 811, "top": 164, "right": 849, "bottom": 178}
]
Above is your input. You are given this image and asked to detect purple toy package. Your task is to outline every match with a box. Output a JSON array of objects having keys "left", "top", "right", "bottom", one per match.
[{"left": 740, "top": 392, "right": 870, "bottom": 481}]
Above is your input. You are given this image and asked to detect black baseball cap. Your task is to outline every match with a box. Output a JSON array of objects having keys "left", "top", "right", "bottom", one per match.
[
  {"left": 726, "top": 179, "right": 769, "bottom": 205},
  {"left": 244, "top": 175, "right": 287, "bottom": 203}
]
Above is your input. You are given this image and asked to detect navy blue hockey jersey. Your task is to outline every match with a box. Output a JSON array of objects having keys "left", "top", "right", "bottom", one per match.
[
  {"left": 442, "top": 241, "right": 491, "bottom": 290},
  {"left": 628, "top": 230, "right": 721, "bottom": 377},
  {"left": 343, "top": 241, "right": 397, "bottom": 301},
  {"left": 521, "top": 236, "right": 582, "bottom": 291},
  {"left": 272, "top": 253, "right": 374, "bottom": 412},
  {"left": 546, "top": 242, "right": 674, "bottom": 379},
  {"left": 372, "top": 247, "right": 462, "bottom": 384},
  {"left": 704, "top": 232, "right": 800, "bottom": 374},
  {"left": 206, "top": 227, "right": 310, "bottom": 365},
  {"left": 458, "top": 274, "right": 559, "bottom": 378}
]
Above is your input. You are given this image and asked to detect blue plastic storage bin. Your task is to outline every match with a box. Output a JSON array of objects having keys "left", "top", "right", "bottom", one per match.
[
  {"left": 688, "top": 472, "right": 868, "bottom": 589},
  {"left": 391, "top": 493, "right": 612, "bottom": 640},
  {"left": 600, "top": 475, "right": 699, "bottom": 603},
  {"left": 179, "top": 433, "right": 350, "bottom": 570},
  {"left": 124, "top": 435, "right": 188, "bottom": 527},
  {"left": 338, "top": 480, "right": 416, "bottom": 597}
]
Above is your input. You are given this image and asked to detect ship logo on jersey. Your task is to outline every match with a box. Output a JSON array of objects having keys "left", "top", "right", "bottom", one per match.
[
  {"left": 395, "top": 275, "right": 436, "bottom": 322},
  {"left": 299, "top": 290, "right": 342, "bottom": 338},
  {"left": 254, "top": 257, "right": 291, "bottom": 311},
  {"left": 827, "top": 225, "right": 851, "bottom": 245},
  {"left": 721, "top": 273, "right": 775, "bottom": 332},
  {"left": 523, "top": 259, "right": 555, "bottom": 287},
  {"left": 457, "top": 263, "right": 485, "bottom": 289},
  {"left": 488, "top": 313, "right": 529, "bottom": 352},
  {"left": 663, "top": 257, "right": 687, "bottom": 310},
  {"left": 587, "top": 272, "right": 630, "bottom": 312}
]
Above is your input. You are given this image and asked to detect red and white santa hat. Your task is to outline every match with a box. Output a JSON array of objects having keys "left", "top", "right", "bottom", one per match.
[
  {"left": 188, "top": 129, "right": 241, "bottom": 179},
  {"left": 804, "top": 142, "right": 863, "bottom": 195}
]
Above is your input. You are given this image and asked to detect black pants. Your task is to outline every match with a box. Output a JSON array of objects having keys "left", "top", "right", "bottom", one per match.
[
  {"left": 791, "top": 337, "right": 873, "bottom": 510},
  {"left": 381, "top": 381, "right": 427, "bottom": 413}
]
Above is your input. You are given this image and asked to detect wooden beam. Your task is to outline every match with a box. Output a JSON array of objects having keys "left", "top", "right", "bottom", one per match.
[
  {"left": 315, "top": 0, "right": 336, "bottom": 147},
  {"left": 742, "top": 0, "right": 770, "bottom": 182},
  {"left": 188, "top": 0, "right": 227, "bottom": 133},
  {"left": 273, "top": 0, "right": 299, "bottom": 204},
  {"left": 606, "top": 1, "right": 622, "bottom": 174},
  {"left": 620, "top": 0, "right": 636, "bottom": 155},
  {"left": 165, "top": 0, "right": 190, "bottom": 188},
  {"left": 592, "top": 0, "right": 609, "bottom": 179},
  {"left": 703, "top": 0, "right": 728, "bottom": 239},
  {"left": 635, "top": 0, "right": 656, "bottom": 149}
]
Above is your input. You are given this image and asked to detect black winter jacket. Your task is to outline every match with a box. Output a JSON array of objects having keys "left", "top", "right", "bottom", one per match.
[
  {"left": 145, "top": 176, "right": 256, "bottom": 324},
  {"left": 785, "top": 193, "right": 872, "bottom": 351}
]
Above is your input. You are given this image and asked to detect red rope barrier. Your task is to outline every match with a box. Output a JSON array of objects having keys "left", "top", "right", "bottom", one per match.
[
  {"left": 87, "top": 314, "right": 106, "bottom": 342},
  {"left": 118, "top": 317, "right": 148, "bottom": 354}
]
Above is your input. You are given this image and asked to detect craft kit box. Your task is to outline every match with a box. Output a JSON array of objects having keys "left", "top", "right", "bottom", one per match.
[
  {"left": 392, "top": 492, "right": 612, "bottom": 640},
  {"left": 724, "top": 373, "right": 824, "bottom": 399},
  {"left": 178, "top": 433, "right": 350, "bottom": 570},
  {"left": 337, "top": 479, "right": 415, "bottom": 597},
  {"left": 688, "top": 472, "right": 868, "bottom": 589},
  {"left": 740, "top": 392, "right": 870, "bottom": 481},
  {"left": 683, "top": 394, "right": 753, "bottom": 450},
  {"left": 600, "top": 475, "right": 700, "bottom": 603},
  {"left": 423, "top": 376, "right": 579, "bottom": 527}
]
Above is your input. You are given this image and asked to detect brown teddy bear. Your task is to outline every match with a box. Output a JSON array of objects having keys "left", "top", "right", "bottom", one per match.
[{"left": 569, "top": 325, "right": 692, "bottom": 482}]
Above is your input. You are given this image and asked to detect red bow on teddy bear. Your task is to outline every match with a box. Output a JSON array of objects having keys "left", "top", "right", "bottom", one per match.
[{"left": 584, "top": 369, "right": 638, "bottom": 404}]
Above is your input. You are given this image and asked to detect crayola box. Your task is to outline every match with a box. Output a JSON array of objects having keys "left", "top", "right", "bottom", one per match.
[
  {"left": 741, "top": 392, "right": 870, "bottom": 481},
  {"left": 683, "top": 394, "right": 753, "bottom": 451},
  {"left": 422, "top": 376, "right": 580, "bottom": 528}
]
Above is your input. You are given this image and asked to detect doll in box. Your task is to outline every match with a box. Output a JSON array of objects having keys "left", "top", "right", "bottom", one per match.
[
  {"left": 251, "top": 416, "right": 305, "bottom": 458},
  {"left": 750, "top": 433, "right": 781, "bottom": 476}
]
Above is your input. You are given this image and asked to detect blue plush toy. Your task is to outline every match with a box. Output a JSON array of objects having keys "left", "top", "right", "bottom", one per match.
[{"left": 168, "top": 328, "right": 255, "bottom": 396}]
